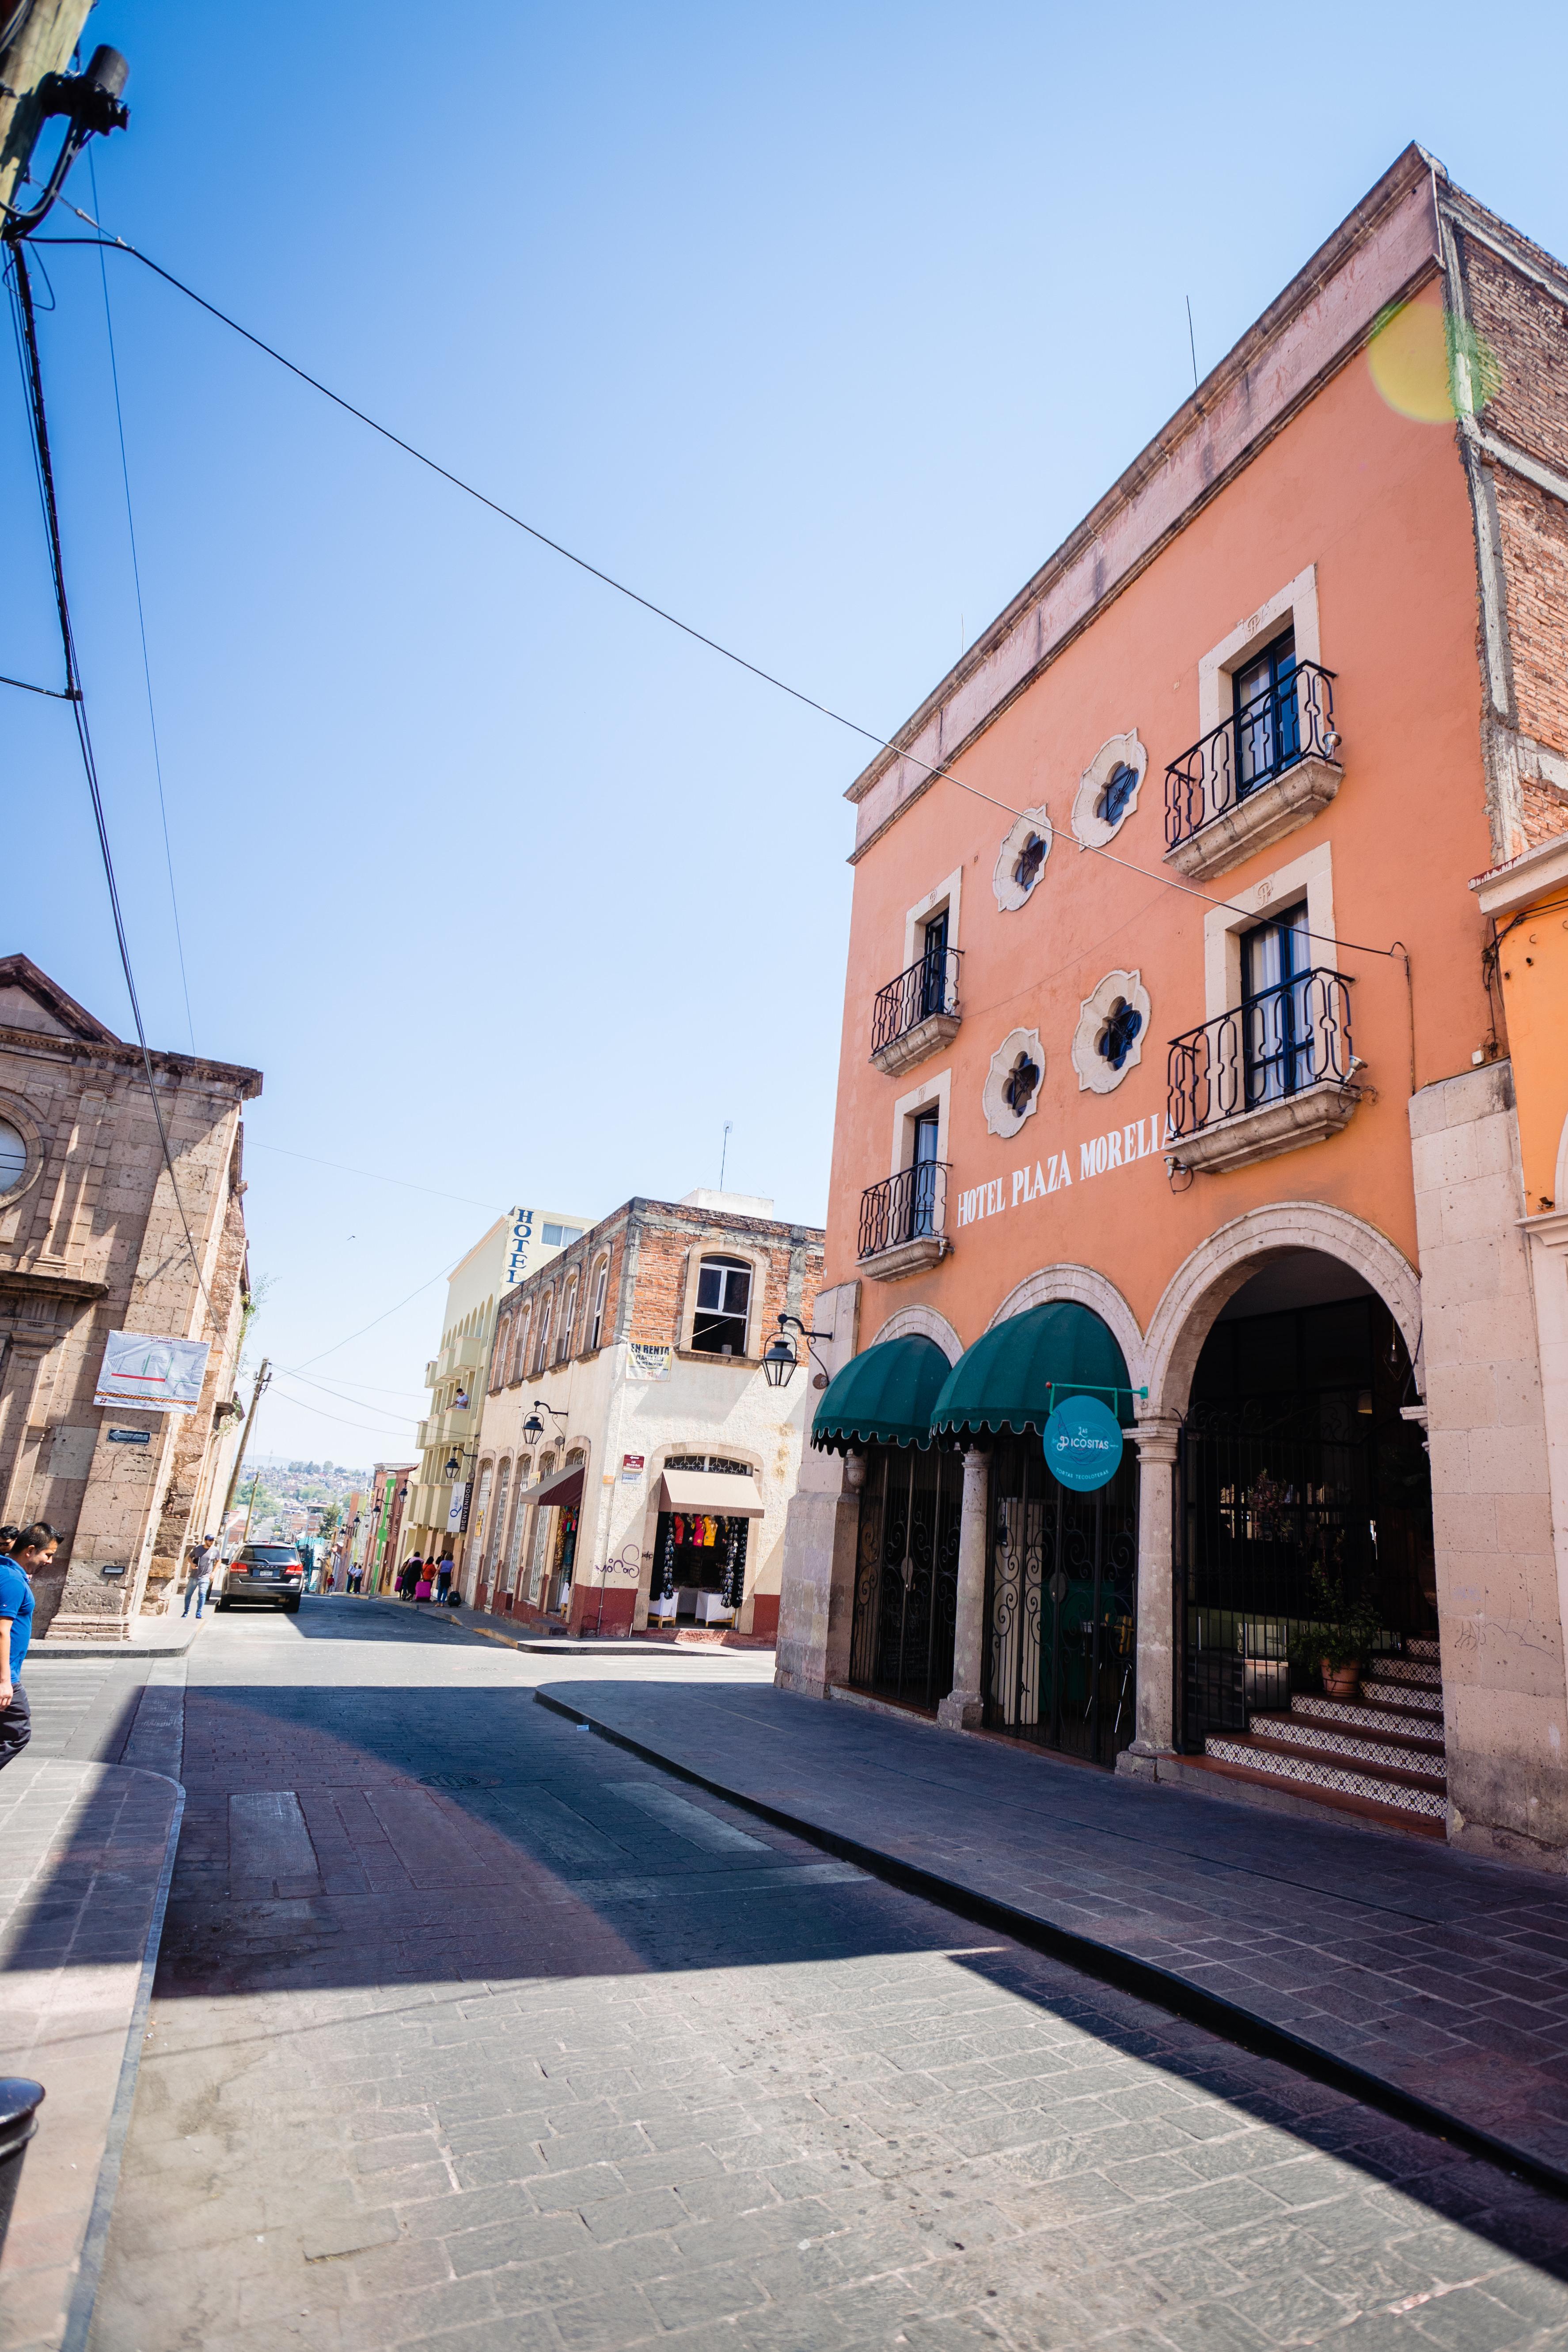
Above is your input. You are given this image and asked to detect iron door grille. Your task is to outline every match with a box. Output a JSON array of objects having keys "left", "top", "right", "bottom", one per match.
[
  {"left": 848, "top": 1444, "right": 962, "bottom": 1711},
  {"left": 983, "top": 1434, "right": 1138, "bottom": 1767}
]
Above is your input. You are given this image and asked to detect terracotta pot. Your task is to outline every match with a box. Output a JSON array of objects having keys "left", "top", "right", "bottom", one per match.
[{"left": 1321, "top": 1660, "right": 1361, "bottom": 1700}]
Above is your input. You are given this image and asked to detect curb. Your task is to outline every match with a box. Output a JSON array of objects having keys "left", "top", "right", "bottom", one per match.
[
  {"left": 356, "top": 1594, "right": 771, "bottom": 1660},
  {"left": 60, "top": 1770, "right": 184, "bottom": 2352},
  {"left": 31, "top": 1625, "right": 202, "bottom": 1660},
  {"left": 532, "top": 1686, "right": 1568, "bottom": 2206}
]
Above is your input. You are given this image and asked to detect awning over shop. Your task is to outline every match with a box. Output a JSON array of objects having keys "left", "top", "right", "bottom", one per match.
[
  {"left": 929, "top": 1302, "right": 1137, "bottom": 1442},
  {"left": 517, "top": 1462, "right": 583, "bottom": 1512},
  {"left": 810, "top": 1332, "right": 953, "bottom": 1453},
  {"left": 656, "top": 1469, "right": 764, "bottom": 1518}
]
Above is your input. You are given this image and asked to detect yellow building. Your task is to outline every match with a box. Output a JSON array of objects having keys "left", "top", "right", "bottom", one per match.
[{"left": 400, "top": 1208, "right": 592, "bottom": 1579}]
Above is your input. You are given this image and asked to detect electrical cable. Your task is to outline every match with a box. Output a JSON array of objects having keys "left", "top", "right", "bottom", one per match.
[
  {"left": 0, "top": 667, "right": 76, "bottom": 698},
  {"left": 269, "top": 1378, "right": 420, "bottom": 1439},
  {"left": 5, "top": 241, "right": 216, "bottom": 1318},
  {"left": 247, "top": 1138, "right": 508, "bottom": 1213},
  {"left": 87, "top": 147, "right": 194, "bottom": 1053},
  {"left": 275, "top": 1364, "right": 420, "bottom": 1418},
  {"left": 290, "top": 1255, "right": 465, "bottom": 1369},
  {"left": 40, "top": 217, "right": 1408, "bottom": 972}
]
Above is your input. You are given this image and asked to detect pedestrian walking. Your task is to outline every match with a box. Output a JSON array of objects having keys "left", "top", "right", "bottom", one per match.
[
  {"left": 182, "top": 1536, "right": 216, "bottom": 1618},
  {"left": 436, "top": 1559, "right": 453, "bottom": 1604},
  {"left": 0, "top": 1522, "right": 58, "bottom": 1773},
  {"left": 399, "top": 1554, "right": 421, "bottom": 1601}
]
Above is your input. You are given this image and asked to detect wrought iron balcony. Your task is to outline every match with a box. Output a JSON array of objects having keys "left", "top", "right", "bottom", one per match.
[
  {"left": 869, "top": 947, "right": 961, "bottom": 1077},
  {"left": 1165, "top": 663, "right": 1340, "bottom": 880},
  {"left": 858, "top": 1160, "right": 950, "bottom": 1279},
  {"left": 1167, "top": 969, "right": 1360, "bottom": 1173}
]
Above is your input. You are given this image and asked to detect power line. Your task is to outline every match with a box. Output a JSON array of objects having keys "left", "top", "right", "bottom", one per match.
[
  {"left": 277, "top": 1363, "right": 420, "bottom": 1418},
  {"left": 5, "top": 242, "right": 217, "bottom": 1320},
  {"left": 87, "top": 148, "right": 195, "bottom": 1053},
  {"left": 41, "top": 215, "right": 1408, "bottom": 974},
  {"left": 291, "top": 1254, "right": 464, "bottom": 1369},
  {"left": 247, "top": 1138, "right": 507, "bottom": 1213}
]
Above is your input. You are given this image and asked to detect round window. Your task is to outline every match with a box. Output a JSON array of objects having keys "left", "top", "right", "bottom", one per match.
[{"left": 0, "top": 1120, "right": 27, "bottom": 1196}]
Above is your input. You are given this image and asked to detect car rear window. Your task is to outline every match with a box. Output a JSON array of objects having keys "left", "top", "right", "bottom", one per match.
[{"left": 239, "top": 1548, "right": 300, "bottom": 1565}]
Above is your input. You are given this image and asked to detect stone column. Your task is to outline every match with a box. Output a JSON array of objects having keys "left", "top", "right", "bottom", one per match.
[
  {"left": 1118, "top": 1414, "right": 1182, "bottom": 1776},
  {"left": 0, "top": 1333, "right": 55, "bottom": 1525},
  {"left": 938, "top": 1446, "right": 990, "bottom": 1731}
]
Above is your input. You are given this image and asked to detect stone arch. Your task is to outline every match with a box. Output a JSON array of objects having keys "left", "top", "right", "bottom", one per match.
[
  {"left": 986, "top": 1263, "right": 1147, "bottom": 1393},
  {"left": 869, "top": 1302, "right": 963, "bottom": 1365},
  {"left": 1143, "top": 1200, "right": 1424, "bottom": 1418}
]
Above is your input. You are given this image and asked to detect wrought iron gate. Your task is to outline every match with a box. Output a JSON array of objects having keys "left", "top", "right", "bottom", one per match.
[
  {"left": 983, "top": 1434, "right": 1138, "bottom": 1766},
  {"left": 1178, "top": 1297, "right": 1435, "bottom": 1746},
  {"left": 848, "top": 1445, "right": 961, "bottom": 1710}
]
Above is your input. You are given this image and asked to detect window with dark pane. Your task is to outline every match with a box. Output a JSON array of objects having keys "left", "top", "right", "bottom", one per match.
[
  {"left": 692, "top": 1255, "right": 752, "bottom": 1355},
  {"left": 1095, "top": 997, "right": 1143, "bottom": 1071},
  {"left": 1013, "top": 831, "right": 1048, "bottom": 892},
  {"left": 1095, "top": 762, "right": 1138, "bottom": 827}
]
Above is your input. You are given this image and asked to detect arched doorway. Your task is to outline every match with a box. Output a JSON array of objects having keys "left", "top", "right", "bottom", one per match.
[{"left": 1175, "top": 1248, "right": 1435, "bottom": 1749}]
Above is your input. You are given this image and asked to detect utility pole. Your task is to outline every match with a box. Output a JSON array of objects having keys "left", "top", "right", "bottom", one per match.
[
  {"left": 221, "top": 1357, "right": 271, "bottom": 1534},
  {"left": 0, "top": 1, "right": 100, "bottom": 214}
]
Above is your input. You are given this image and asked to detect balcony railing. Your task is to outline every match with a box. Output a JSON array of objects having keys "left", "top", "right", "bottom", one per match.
[
  {"left": 1167, "top": 969, "right": 1355, "bottom": 1142},
  {"left": 858, "top": 1160, "right": 949, "bottom": 1261},
  {"left": 1165, "top": 662, "right": 1338, "bottom": 851},
  {"left": 870, "top": 947, "right": 962, "bottom": 1058}
]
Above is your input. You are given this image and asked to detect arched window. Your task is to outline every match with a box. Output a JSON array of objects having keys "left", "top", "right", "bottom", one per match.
[
  {"left": 489, "top": 1317, "right": 511, "bottom": 1392},
  {"left": 533, "top": 1294, "right": 553, "bottom": 1377},
  {"left": 483, "top": 1459, "right": 512, "bottom": 1578},
  {"left": 692, "top": 1255, "right": 752, "bottom": 1356},
  {"left": 558, "top": 1275, "right": 579, "bottom": 1364},
  {"left": 510, "top": 1305, "right": 531, "bottom": 1384},
  {"left": 588, "top": 1256, "right": 610, "bottom": 1350}
]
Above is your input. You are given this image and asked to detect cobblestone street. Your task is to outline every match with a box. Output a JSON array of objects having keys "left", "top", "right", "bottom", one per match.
[{"left": 61, "top": 1601, "right": 1568, "bottom": 2352}]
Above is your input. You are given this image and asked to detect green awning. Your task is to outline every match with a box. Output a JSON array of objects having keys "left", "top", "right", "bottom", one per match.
[
  {"left": 929, "top": 1301, "right": 1136, "bottom": 1441},
  {"left": 811, "top": 1334, "right": 953, "bottom": 1453}
]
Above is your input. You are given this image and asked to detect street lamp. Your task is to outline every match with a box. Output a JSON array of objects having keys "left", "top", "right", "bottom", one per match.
[
  {"left": 443, "top": 1453, "right": 460, "bottom": 1480},
  {"left": 762, "top": 1313, "right": 831, "bottom": 1390},
  {"left": 522, "top": 1400, "right": 567, "bottom": 1447}
]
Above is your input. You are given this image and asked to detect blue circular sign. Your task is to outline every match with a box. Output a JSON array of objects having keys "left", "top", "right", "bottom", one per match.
[{"left": 1043, "top": 1394, "right": 1124, "bottom": 1491}]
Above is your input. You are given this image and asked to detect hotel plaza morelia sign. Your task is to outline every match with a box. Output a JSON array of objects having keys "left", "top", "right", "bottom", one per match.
[{"left": 954, "top": 1111, "right": 1179, "bottom": 1232}]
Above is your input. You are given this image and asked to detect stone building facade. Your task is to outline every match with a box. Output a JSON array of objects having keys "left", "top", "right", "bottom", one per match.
[
  {"left": 468, "top": 1191, "right": 824, "bottom": 1639},
  {"left": 0, "top": 955, "right": 261, "bottom": 1638},
  {"left": 782, "top": 148, "right": 1568, "bottom": 1869}
]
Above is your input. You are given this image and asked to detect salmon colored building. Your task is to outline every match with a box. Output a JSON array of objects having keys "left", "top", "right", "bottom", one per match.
[{"left": 779, "top": 148, "right": 1568, "bottom": 1869}]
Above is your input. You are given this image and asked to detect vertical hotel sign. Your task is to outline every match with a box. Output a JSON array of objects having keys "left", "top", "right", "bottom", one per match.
[{"left": 505, "top": 1206, "right": 535, "bottom": 1285}]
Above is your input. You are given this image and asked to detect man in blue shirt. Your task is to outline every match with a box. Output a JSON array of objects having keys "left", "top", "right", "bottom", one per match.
[{"left": 0, "top": 1521, "right": 57, "bottom": 1770}]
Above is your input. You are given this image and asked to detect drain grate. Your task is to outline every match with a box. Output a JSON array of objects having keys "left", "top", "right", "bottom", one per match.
[{"left": 416, "top": 1772, "right": 502, "bottom": 1789}]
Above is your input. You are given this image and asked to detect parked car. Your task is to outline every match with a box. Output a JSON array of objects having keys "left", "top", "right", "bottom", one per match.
[{"left": 218, "top": 1544, "right": 305, "bottom": 1612}]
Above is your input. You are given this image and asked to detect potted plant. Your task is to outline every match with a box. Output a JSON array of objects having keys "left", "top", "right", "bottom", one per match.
[{"left": 1290, "top": 1564, "right": 1382, "bottom": 1701}]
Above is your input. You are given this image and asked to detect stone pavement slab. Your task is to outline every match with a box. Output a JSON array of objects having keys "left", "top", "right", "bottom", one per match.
[
  {"left": 0, "top": 1751, "right": 182, "bottom": 2352},
  {"left": 82, "top": 1604, "right": 1568, "bottom": 2351},
  {"left": 534, "top": 1674, "right": 1568, "bottom": 2196}
]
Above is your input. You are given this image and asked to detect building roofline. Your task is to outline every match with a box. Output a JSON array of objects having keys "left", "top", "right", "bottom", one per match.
[
  {"left": 843, "top": 143, "right": 1451, "bottom": 859},
  {"left": 0, "top": 952, "right": 263, "bottom": 1095}
]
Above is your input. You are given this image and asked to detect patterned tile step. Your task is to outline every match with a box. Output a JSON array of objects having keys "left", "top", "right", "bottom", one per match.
[
  {"left": 1296, "top": 1692, "right": 1443, "bottom": 1733},
  {"left": 1360, "top": 1678, "right": 1445, "bottom": 1714},
  {"left": 1406, "top": 1636, "right": 1441, "bottom": 1661},
  {"left": 1204, "top": 1737, "right": 1448, "bottom": 1817},
  {"left": 1371, "top": 1658, "right": 1442, "bottom": 1688},
  {"left": 1250, "top": 1714, "right": 1445, "bottom": 1770}
]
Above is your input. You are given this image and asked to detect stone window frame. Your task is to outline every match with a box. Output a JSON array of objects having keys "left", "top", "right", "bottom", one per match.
[
  {"left": 0, "top": 1091, "right": 44, "bottom": 1212},
  {"left": 1071, "top": 732, "right": 1148, "bottom": 850},
  {"left": 678, "top": 1239, "right": 771, "bottom": 1359},
  {"left": 586, "top": 1252, "right": 611, "bottom": 1351},
  {"left": 1196, "top": 563, "right": 1322, "bottom": 740},
  {"left": 532, "top": 1290, "right": 554, "bottom": 1379},
  {"left": 902, "top": 866, "right": 964, "bottom": 970},
  {"left": 993, "top": 809, "right": 1053, "bottom": 913},
  {"left": 890, "top": 1066, "right": 951, "bottom": 1176},
  {"left": 506, "top": 1303, "right": 531, "bottom": 1386},
  {"left": 1071, "top": 971, "right": 1152, "bottom": 1096},
  {"left": 1202, "top": 839, "right": 1336, "bottom": 1021},
  {"left": 982, "top": 1028, "right": 1046, "bottom": 1138},
  {"left": 557, "top": 1272, "right": 580, "bottom": 1365}
]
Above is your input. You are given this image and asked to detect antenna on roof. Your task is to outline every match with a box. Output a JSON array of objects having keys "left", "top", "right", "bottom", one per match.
[
  {"left": 1186, "top": 296, "right": 1199, "bottom": 392},
  {"left": 719, "top": 1120, "right": 733, "bottom": 1189}
]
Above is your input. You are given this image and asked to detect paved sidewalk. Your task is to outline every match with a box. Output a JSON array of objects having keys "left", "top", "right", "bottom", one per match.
[
  {"left": 0, "top": 1750, "right": 182, "bottom": 2352},
  {"left": 537, "top": 1675, "right": 1568, "bottom": 2195}
]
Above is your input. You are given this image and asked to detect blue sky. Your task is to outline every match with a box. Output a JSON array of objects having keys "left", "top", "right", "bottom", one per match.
[{"left": 7, "top": 0, "right": 1566, "bottom": 1464}]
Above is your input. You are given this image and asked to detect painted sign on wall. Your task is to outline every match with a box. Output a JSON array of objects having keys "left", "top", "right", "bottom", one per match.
[
  {"left": 504, "top": 1206, "right": 535, "bottom": 1286},
  {"left": 955, "top": 1114, "right": 1178, "bottom": 1232}
]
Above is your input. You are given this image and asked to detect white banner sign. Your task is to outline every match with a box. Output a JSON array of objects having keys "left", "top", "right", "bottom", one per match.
[
  {"left": 94, "top": 1330, "right": 212, "bottom": 1416},
  {"left": 446, "top": 1481, "right": 468, "bottom": 1534}
]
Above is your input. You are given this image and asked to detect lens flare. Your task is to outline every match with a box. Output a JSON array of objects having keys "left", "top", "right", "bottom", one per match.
[{"left": 1367, "top": 298, "right": 1499, "bottom": 423}]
